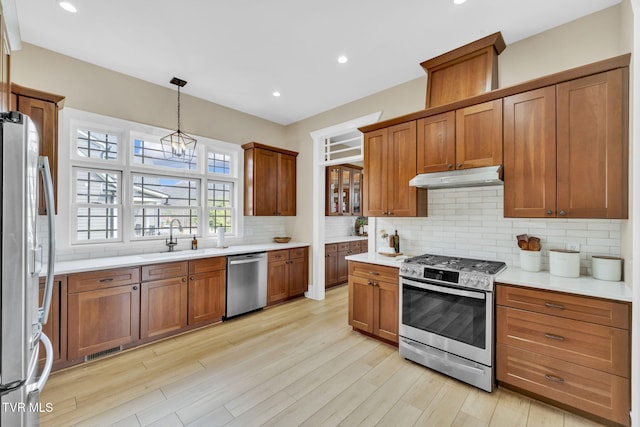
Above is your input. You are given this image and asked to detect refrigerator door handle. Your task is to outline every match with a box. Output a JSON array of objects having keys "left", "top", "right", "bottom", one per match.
[
  {"left": 29, "top": 333, "right": 53, "bottom": 395},
  {"left": 38, "top": 156, "right": 56, "bottom": 325}
]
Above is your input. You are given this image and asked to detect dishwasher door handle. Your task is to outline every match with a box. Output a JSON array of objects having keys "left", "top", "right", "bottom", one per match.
[{"left": 229, "top": 258, "right": 263, "bottom": 266}]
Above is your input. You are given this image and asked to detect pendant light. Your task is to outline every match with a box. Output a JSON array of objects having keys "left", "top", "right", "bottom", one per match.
[{"left": 161, "top": 77, "right": 197, "bottom": 163}]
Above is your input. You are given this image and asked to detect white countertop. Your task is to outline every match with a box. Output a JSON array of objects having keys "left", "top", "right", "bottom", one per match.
[
  {"left": 497, "top": 267, "right": 632, "bottom": 302},
  {"left": 345, "top": 252, "right": 406, "bottom": 268},
  {"left": 344, "top": 254, "right": 632, "bottom": 302},
  {"left": 53, "top": 242, "right": 310, "bottom": 276},
  {"left": 325, "top": 235, "right": 369, "bottom": 244}
]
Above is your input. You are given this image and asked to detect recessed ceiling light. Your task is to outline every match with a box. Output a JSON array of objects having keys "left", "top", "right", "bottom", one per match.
[
  {"left": 453, "top": 0, "right": 467, "bottom": 4},
  {"left": 337, "top": 55, "right": 348, "bottom": 64},
  {"left": 59, "top": 1, "right": 77, "bottom": 13},
  {"left": 272, "top": 91, "right": 281, "bottom": 97}
]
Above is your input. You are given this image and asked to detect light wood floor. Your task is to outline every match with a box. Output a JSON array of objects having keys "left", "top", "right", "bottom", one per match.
[{"left": 40, "top": 285, "right": 604, "bottom": 427}]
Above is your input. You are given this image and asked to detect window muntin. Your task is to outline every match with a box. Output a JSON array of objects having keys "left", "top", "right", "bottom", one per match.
[
  {"left": 76, "top": 129, "right": 119, "bottom": 160},
  {"left": 72, "top": 168, "right": 121, "bottom": 242},
  {"left": 132, "top": 207, "right": 198, "bottom": 237},
  {"left": 208, "top": 181, "right": 233, "bottom": 233},
  {"left": 208, "top": 152, "right": 231, "bottom": 175},
  {"left": 133, "top": 138, "right": 197, "bottom": 171},
  {"left": 132, "top": 174, "right": 200, "bottom": 207}
]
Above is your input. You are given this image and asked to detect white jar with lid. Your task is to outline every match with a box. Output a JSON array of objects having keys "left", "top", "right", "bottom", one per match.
[
  {"left": 549, "top": 249, "right": 580, "bottom": 278},
  {"left": 592, "top": 256, "right": 622, "bottom": 281}
]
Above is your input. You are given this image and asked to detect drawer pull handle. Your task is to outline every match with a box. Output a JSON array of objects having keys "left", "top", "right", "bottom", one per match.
[
  {"left": 544, "top": 333, "right": 565, "bottom": 341},
  {"left": 544, "top": 302, "right": 565, "bottom": 310},
  {"left": 368, "top": 271, "right": 380, "bottom": 276},
  {"left": 544, "top": 374, "right": 565, "bottom": 383},
  {"left": 99, "top": 278, "right": 114, "bottom": 283}
]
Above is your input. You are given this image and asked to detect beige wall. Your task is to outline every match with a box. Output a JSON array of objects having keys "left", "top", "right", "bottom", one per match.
[{"left": 11, "top": 43, "right": 286, "bottom": 147}]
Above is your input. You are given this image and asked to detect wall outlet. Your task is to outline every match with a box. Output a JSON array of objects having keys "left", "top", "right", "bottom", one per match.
[{"left": 566, "top": 242, "right": 580, "bottom": 251}]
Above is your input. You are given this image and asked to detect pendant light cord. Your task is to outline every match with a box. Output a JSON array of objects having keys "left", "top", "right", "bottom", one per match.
[{"left": 177, "top": 85, "right": 181, "bottom": 133}]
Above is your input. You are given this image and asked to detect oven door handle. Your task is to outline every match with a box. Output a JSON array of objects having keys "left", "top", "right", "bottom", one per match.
[{"left": 402, "top": 278, "right": 486, "bottom": 300}]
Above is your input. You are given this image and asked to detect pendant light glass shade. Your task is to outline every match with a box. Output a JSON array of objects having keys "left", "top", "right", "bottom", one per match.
[{"left": 161, "top": 77, "right": 197, "bottom": 163}]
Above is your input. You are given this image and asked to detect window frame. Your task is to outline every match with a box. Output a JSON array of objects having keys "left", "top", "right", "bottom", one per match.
[{"left": 64, "top": 108, "right": 243, "bottom": 248}]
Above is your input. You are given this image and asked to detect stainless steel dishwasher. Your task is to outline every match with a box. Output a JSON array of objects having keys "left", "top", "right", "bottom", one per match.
[{"left": 225, "top": 252, "right": 267, "bottom": 318}]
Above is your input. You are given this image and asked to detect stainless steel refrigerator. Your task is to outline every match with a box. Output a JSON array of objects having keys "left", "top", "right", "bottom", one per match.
[{"left": 0, "top": 111, "right": 56, "bottom": 426}]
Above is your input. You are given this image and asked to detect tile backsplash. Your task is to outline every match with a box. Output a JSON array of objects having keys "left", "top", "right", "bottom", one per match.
[
  {"left": 375, "top": 187, "right": 622, "bottom": 276},
  {"left": 324, "top": 216, "right": 361, "bottom": 238}
]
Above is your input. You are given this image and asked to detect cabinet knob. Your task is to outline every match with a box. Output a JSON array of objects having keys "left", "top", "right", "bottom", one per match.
[
  {"left": 190, "top": 276, "right": 195, "bottom": 281},
  {"left": 456, "top": 163, "right": 463, "bottom": 168},
  {"left": 447, "top": 164, "right": 453, "bottom": 169},
  {"left": 182, "top": 277, "right": 187, "bottom": 282},
  {"left": 387, "top": 211, "right": 394, "bottom": 215},
  {"left": 133, "top": 286, "right": 138, "bottom": 291},
  {"left": 559, "top": 210, "right": 567, "bottom": 216},
  {"left": 546, "top": 210, "right": 553, "bottom": 215}
]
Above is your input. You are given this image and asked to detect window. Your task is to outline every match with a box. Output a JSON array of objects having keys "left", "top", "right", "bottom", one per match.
[
  {"left": 73, "top": 168, "right": 121, "bottom": 242},
  {"left": 67, "top": 109, "right": 241, "bottom": 246},
  {"left": 132, "top": 174, "right": 199, "bottom": 237}
]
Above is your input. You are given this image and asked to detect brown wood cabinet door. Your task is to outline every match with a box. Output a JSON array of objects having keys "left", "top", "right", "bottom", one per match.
[
  {"left": 348, "top": 276, "right": 374, "bottom": 333},
  {"left": 417, "top": 111, "right": 456, "bottom": 173},
  {"left": 557, "top": 69, "right": 627, "bottom": 218},
  {"left": 288, "top": 255, "right": 307, "bottom": 298},
  {"left": 374, "top": 280, "right": 399, "bottom": 343},
  {"left": 352, "top": 168, "right": 362, "bottom": 216},
  {"left": 386, "top": 121, "right": 418, "bottom": 216},
  {"left": 251, "top": 148, "right": 279, "bottom": 216},
  {"left": 188, "top": 270, "right": 225, "bottom": 325},
  {"left": 325, "top": 245, "right": 338, "bottom": 288},
  {"left": 267, "top": 259, "right": 289, "bottom": 304},
  {"left": 141, "top": 277, "right": 188, "bottom": 339},
  {"left": 277, "top": 152, "right": 297, "bottom": 216},
  {"left": 16, "top": 95, "right": 58, "bottom": 215},
  {"left": 326, "top": 167, "right": 341, "bottom": 216},
  {"left": 67, "top": 284, "right": 140, "bottom": 360},
  {"left": 455, "top": 99, "right": 503, "bottom": 169},
  {"left": 363, "top": 129, "right": 388, "bottom": 217},
  {"left": 503, "top": 86, "right": 557, "bottom": 218},
  {"left": 336, "top": 247, "right": 349, "bottom": 285}
]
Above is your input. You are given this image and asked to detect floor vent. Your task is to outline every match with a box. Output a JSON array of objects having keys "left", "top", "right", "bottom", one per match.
[{"left": 85, "top": 346, "right": 122, "bottom": 362}]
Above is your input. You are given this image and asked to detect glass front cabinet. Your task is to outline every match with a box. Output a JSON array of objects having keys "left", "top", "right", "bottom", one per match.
[{"left": 325, "top": 164, "right": 363, "bottom": 216}]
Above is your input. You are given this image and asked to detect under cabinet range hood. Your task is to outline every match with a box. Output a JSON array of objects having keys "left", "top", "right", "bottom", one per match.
[{"left": 409, "top": 165, "right": 503, "bottom": 189}]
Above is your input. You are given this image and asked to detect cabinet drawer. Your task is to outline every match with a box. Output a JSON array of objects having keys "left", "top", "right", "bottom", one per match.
[
  {"left": 349, "top": 261, "right": 398, "bottom": 283},
  {"left": 349, "top": 241, "right": 361, "bottom": 252},
  {"left": 68, "top": 267, "right": 140, "bottom": 293},
  {"left": 337, "top": 242, "right": 350, "bottom": 251},
  {"left": 325, "top": 243, "right": 337, "bottom": 254},
  {"left": 497, "top": 284, "right": 629, "bottom": 329},
  {"left": 497, "top": 343, "right": 630, "bottom": 426},
  {"left": 497, "top": 306, "right": 629, "bottom": 377},
  {"left": 268, "top": 250, "right": 289, "bottom": 262},
  {"left": 142, "top": 261, "right": 188, "bottom": 282},
  {"left": 289, "top": 247, "right": 307, "bottom": 259},
  {"left": 188, "top": 257, "right": 226, "bottom": 275}
]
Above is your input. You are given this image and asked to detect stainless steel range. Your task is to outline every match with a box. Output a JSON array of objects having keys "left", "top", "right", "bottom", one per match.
[{"left": 399, "top": 254, "right": 506, "bottom": 392}]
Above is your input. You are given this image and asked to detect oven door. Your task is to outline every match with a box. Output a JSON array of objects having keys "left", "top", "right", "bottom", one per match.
[{"left": 399, "top": 277, "right": 493, "bottom": 366}]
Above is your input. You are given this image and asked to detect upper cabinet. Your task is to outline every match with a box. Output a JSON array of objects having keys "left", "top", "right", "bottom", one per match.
[
  {"left": 363, "top": 122, "right": 427, "bottom": 217},
  {"left": 243, "top": 142, "right": 298, "bottom": 216},
  {"left": 504, "top": 69, "right": 628, "bottom": 219},
  {"left": 11, "top": 84, "right": 65, "bottom": 215},
  {"left": 325, "top": 164, "right": 363, "bottom": 216},
  {"left": 0, "top": 12, "right": 10, "bottom": 112},
  {"left": 417, "top": 99, "right": 502, "bottom": 173}
]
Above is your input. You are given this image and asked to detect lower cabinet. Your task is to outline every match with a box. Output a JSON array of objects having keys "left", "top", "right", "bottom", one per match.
[
  {"left": 325, "top": 239, "right": 368, "bottom": 288},
  {"left": 67, "top": 267, "right": 141, "bottom": 360},
  {"left": 39, "top": 276, "right": 66, "bottom": 369},
  {"left": 267, "top": 246, "right": 309, "bottom": 305},
  {"left": 140, "top": 261, "right": 189, "bottom": 340},
  {"left": 348, "top": 261, "right": 398, "bottom": 344},
  {"left": 496, "top": 284, "right": 631, "bottom": 426},
  {"left": 188, "top": 257, "right": 226, "bottom": 326}
]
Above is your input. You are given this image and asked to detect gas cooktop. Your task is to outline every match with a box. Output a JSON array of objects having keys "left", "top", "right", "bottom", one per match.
[
  {"left": 404, "top": 254, "right": 507, "bottom": 275},
  {"left": 400, "top": 254, "right": 507, "bottom": 291}
]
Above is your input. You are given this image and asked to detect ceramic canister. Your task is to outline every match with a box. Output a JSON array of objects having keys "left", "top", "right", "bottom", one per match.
[
  {"left": 592, "top": 256, "right": 622, "bottom": 281},
  {"left": 549, "top": 249, "right": 580, "bottom": 278}
]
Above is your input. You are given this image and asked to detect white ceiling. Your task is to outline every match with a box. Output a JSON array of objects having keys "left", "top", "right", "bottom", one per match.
[{"left": 14, "top": 0, "right": 620, "bottom": 125}]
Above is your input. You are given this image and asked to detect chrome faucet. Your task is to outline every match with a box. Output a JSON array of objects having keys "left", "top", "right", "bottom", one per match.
[{"left": 166, "top": 219, "right": 183, "bottom": 252}]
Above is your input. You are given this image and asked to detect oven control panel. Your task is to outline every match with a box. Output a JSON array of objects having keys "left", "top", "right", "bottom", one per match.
[
  {"left": 458, "top": 272, "right": 493, "bottom": 291},
  {"left": 400, "top": 264, "right": 494, "bottom": 291}
]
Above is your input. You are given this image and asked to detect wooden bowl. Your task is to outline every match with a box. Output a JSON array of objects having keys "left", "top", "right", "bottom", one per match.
[{"left": 274, "top": 236, "right": 291, "bottom": 243}]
